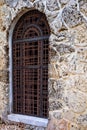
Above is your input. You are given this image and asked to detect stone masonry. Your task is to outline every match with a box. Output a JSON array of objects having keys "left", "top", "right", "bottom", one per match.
[{"left": 0, "top": 0, "right": 87, "bottom": 129}]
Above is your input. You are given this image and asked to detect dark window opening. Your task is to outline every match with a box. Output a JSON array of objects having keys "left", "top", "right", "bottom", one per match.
[{"left": 12, "top": 10, "right": 50, "bottom": 118}]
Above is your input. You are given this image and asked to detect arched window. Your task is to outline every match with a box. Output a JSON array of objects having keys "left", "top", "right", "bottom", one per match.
[{"left": 12, "top": 10, "right": 50, "bottom": 118}]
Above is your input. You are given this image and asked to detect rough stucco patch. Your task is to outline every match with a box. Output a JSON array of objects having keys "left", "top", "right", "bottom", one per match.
[
  {"left": 0, "top": 0, "right": 87, "bottom": 129},
  {"left": 70, "top": 123, "right": 80, "bottom": 130},
  {"left": 76, "top": 61, "right": 87, "bottom": 74},
  {"left": 59, "top": 0, "right": 69, "bottom": 5},
  {"left": 57, "top": 62, "right": 69, "bottom": 78},
  {"left": 0, "top": 46, "right": 7, "bottom": 71},
  {"left": 66, "top": 90, "right": 87, "bottom": 113},
  {"left": 77, "top": 114, "right": 87, "bottom": 127},
  {"left": 49, "top": 100, "right": 63, "bottom": 111},
  {"left": 50, "top": 30, "right": 75, "bottom": 44},
  {"left": 33, "top": 0, "right": 45, "bottom": 12},
  {"left": 0, "top": 0, "right": 5, "bottom": 5},
  {"left": 5, "top": 0, "right": 18, "bottom": 7},
  {"left": 79, "top": 0, "right": 87, "bottom": 17},
  {"left": 63, "top": 109, "right": 76, "bottom": 122},
  {"left": 51, "top": 15, "right": 62, "bottom": 34},
  {"left": 73, "top": 23, "right": 87, "bottom": 44},
  {"left": 29, "top": 0, "right": 35, "bottom": 2},
  {"left": 56, "top": 44, "right": 75, "bottom": 54},
  {"left": 46, "top": 0, "right": 59, "bottom": 11},
  {"left": 1, "top": 5, "right": 11, "bottom": 29},
  {"left": 62, "top": 7, "right": 83, "bottom": 28},
  {"left": 48, "top": 79, "right": 65, "bottom": 99},
  {"left": 46, "top": 118, "right": 70, "bottom": 130},
  {"left": 0, "top": 82, "right": 8, "bottom": 115},
  {"left": 75, "top": 76, "right": 87, "bottom": 92},
  {"left": 64, "top": 74, "right": 87, "bottom": 93},
  {"left": 50, "top": 110, "right": 63, "bottom": 120},
  {"left": 49, "top": 63, "right": 60, "bottom": 79},
  {"left": 0, "top": 70, "right": 8, "bottom": 83},
  {"left": 77, "top": 47, "right": 87, "bottom": 61},
  {"left": 0, "top": 31, "right": 7, "bottom": 46}
]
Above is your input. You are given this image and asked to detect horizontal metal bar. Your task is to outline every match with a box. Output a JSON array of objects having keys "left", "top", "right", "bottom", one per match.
[
  {"left": 13, "top": 36, "right": 50, "bottom": 43},
  {"left": 13, "top": 65, "right": 48, "bottom": 69}
]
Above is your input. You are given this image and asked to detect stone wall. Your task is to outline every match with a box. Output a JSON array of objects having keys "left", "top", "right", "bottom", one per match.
[{"left": 0, "top": 0, "right": 87, "bottom": 129}]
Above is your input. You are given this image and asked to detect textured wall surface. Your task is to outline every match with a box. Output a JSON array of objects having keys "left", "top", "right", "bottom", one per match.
[{"left": 0, "top": 0, "right": 87, "bottom": 129}]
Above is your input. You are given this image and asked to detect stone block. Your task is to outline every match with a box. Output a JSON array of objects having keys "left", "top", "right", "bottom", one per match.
[
  {"left": 48, "top": 79, "right": 64, "bottom": 99},
  {"left": 79, "top": 0, "right": 87, "bottom": 17},
  {"left": 62, "top": 7, "right": 83, "bottom": 28},
  {"left": 63, "top": 109, "right": 76, "bottom": 122},
  {"left": 0, "top": 0, "right": 5, "bottom": 5},
  {"left": 65, "top": 90, "right": 87, "bottom": 113},
  {"left": 77, "top": 114, "right": 87, "bottom": 127},
  {"left": 49, "top": 100, "right": 63, "bottom": 111},
  {"left": 59, "top": 0, "right": 69, "bottom": 6},
  {"left": 5, "top": 0, "right": 18, "bottom": 7},
  {"left": 46, "top": 118, "right": 70, "bottom": 130},
  {"left": 56, "top": 44, "right": 75, "bottom": 54},
  {"left": 46, "top": 0, "right": 60, "bottom": 11}
]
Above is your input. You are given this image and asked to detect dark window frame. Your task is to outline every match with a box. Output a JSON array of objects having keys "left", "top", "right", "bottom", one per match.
[{"left": 12, "top": 10, "right": 50, "bottom": 118}]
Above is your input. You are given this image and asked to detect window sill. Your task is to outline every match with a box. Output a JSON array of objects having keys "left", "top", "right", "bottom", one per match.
[{"left": 8, "top": 114, "right": 48, "bottom": 127}]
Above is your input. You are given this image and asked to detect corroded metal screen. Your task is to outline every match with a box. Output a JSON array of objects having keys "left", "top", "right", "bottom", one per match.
[{"left": 12, "top": 10, "right": 50, "bottom": 118}]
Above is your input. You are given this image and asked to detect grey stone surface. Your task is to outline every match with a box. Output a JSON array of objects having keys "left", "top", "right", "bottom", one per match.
[
  {"left": 77, "top": 114, "right": 87, "bottom": 126},
  {"left": 33, "top": 0, "right": 44, "bottom": 12},
  {"left": 35, "top": 127, "right": 45, "bottom": 130},
  {"left": 49, "top": 100, "right": 63, "bottom": 111},
  {"left": 62, "top": 7, "right": 83, "bottom": 27},
  {"left": 8, "top": 114, "right": 48, "bottom": 127},
  {"left": 48, "top": 79, "right": 64, "bottom": 99},
  {"left": 79, "top": 0, "right": 87, "bottom": 17},
  {"left": 55, "top": 44, "right": 75, "bottom": 54},
  {"left": 5, "top": 0, "right": 18, "bottom": 7},
  {"left": 59, "top": 0, "right": 69, "bottom": 5},
  {"left": 46, "top": 0, "right": 60, "bottom": 11},
  {"left": 0, "top": 0, "right": 5, "bottom": 5}
]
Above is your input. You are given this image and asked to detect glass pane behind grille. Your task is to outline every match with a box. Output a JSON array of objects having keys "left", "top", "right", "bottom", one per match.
[{"left": 12, "top": 10, "right": 50, "bottom": 118}]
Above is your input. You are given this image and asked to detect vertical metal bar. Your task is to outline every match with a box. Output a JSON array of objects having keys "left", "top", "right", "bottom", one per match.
[
  {"left": 40, "top": 40, "right": 43, "bottom": 117},
  {"left": 37, "top": 42, "right": 40, "bottom": 116},
  {"left": 22, "top": 43, "right": 25, "bottom": 114},
  {"left": 20, "top": 42, "right": 23, "bottom": 114}
]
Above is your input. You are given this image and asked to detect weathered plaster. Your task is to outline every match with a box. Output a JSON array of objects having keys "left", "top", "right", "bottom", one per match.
[{"left": 0, "top": 0, "right": 87, "bottom": 129}]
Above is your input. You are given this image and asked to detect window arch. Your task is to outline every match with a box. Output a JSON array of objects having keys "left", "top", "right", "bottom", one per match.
[{"left": 12, "top": 10, "right": 50, "bottom": 118}]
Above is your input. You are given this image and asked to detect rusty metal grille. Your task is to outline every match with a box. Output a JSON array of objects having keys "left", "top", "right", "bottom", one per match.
[{"left": 12, "top": 10, "right": 50, "bottom": 118}]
